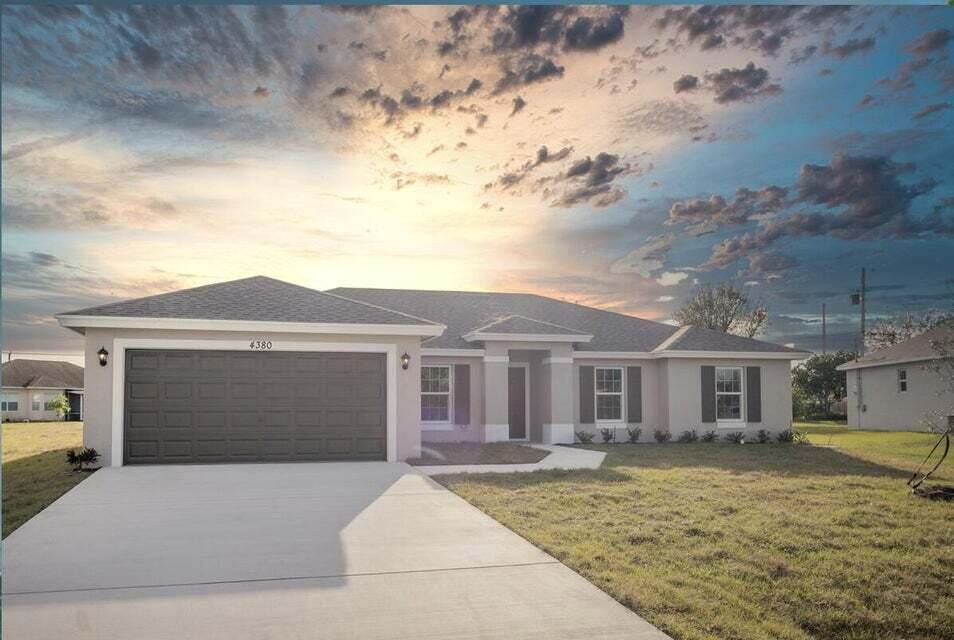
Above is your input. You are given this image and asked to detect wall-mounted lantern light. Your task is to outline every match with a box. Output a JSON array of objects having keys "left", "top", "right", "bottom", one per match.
[
  {"left": 97, "top": 347, "right": 109, "bottom": 367},
  {"left": 401, "top": 352, "right": 410, "bottom": 370}
]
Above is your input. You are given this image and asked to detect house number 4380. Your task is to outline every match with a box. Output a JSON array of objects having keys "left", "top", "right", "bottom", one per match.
[{"left": 249, "top": 339, "right": 273, "bottom": 350}]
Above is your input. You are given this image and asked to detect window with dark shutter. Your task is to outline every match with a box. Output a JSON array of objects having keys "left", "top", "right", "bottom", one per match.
[{"left": 579, "top": 366, "right": 594, "bottom": 424}]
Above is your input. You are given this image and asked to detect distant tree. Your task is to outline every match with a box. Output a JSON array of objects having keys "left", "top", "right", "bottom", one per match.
[
  {"left": 47, "top": 394, "right": 71, "bottom": 421},
  {"left": 673, "top": 283, "right": 768, "bottom": 337},
  {"left": 792, "top": 351, "right": 857, "bottom": 418},
  {"left": 866, "top": 308, "right": 954, "bottom": 351}
]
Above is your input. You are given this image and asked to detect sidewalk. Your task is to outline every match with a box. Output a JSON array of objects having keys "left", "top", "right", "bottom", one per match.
[{"left": 414, "top": 444, "right": 606, "bottom": 475}]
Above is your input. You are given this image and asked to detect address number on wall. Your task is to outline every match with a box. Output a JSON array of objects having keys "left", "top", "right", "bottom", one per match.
[{"left": 249, "top": 339, "right": 273, "bottom": 350}]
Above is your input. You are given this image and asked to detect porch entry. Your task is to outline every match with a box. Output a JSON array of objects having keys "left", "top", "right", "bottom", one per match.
[{"left": 508, "top": 365, "right": 529, "bottom": 440}]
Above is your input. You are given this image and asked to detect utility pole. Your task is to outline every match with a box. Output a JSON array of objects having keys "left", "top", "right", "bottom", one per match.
[
  {"left": 821, "top": 303, "right": 827, "bottom": 355},
  {"left": 849, "top": 268, "right": 868, "bottom": 429},
  {"left": 860, "top": 267, "right": 866, "bottom": 356}
]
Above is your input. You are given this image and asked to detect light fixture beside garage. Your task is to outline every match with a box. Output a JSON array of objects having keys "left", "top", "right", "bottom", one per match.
[
  {"left": 97, "top": 347, "right": 109, "bottom": 367},
  {"left": 401, "top": 352, "right": 410, "bottom": 370}
]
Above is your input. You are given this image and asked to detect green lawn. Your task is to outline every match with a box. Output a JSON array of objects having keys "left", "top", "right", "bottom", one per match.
[
  {"left": 3, "top": 421, "right": 88, "bottom": 538},
  {"left": 437, "top": 423, "right": 954, "bottom": 640}
]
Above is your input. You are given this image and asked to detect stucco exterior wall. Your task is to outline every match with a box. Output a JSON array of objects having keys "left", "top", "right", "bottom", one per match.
[
  {"left": 419, "top": 354, "right": 484, "bottom": 443},
  {"left": 0, "top": 388, "right": 69, "bottom": 422},
  {"left": 846, "top": 361, "right": 953, "bottom": 431},
  {"left": 572, "top": 359, "right": 660, "bottom": 442},
  {"left": 81, "top": 327, "right": 424, "bottom": 465},
  {"left": 663, "top": 358, "right": 792, "bottom": 437}
]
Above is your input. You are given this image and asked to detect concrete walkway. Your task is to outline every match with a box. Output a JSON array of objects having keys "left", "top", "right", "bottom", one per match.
[
  {"left": 3, "top": 461, "right": 667, "bottom": 640},
  {"left": 414, "top": 444, "right": 606, "bottom": 475}
]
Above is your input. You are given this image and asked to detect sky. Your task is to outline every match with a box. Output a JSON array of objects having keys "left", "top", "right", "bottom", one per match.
[{"left": 2, "top": 4, "right": 953, "bottom": 358}]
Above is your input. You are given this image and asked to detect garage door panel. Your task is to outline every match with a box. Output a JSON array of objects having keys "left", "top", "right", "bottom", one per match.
[{"left": 124, "top": 349, "right": 386, "bottom": 464}]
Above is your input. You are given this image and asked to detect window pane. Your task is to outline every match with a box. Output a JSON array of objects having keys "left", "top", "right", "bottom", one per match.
[
  {"left": 717, "top": 394, "right": 741, "bottom": 420},
  {"left": 596, "top": 394, "right": 621, "bottom": 420},
  {"left": 421, "top": 367, "right": 450, "bottom": 393},
  {"left": 421, "top": 394, "right": 449, "bottom": 421},
  {"left": 717, "top": 368, "right": 741, "bottom": 393},
  {"left": 596, "top": 368, "right": 622, "bottom": 393},
  {"left": 9, "top": 402, "right": 17, "bottom": 411}
]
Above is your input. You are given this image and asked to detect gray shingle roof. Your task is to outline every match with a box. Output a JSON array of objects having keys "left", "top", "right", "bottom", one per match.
[
  {"left": 60, "top": 276, "right": 438, "bottom": 326},
  {"left": 469, "top": 315, "right": 590, "bottom": 336},
  {"left": 840, "top": 325, "right": 954, "bottom": 370},
  {"left": 665, "top": 325, "right": 807, "bottom": 354},
  {"left": 2, "top": 359, "right": 84, "bottom": 389}
]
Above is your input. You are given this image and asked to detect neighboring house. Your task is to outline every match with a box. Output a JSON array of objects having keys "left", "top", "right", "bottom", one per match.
[
  {"left": 1, "top": 359, "right": 85, "bottom": 422},
  {"left": 838, "top": 326, "right": 954, "bottom": 432},
  {"left": 56, "top": 276, "right": 807, "bottom": 467}
]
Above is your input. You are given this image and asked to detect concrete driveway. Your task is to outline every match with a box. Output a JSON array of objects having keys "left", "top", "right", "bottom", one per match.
[{"left": 3, "top": 463, "right": 669, "bottom": 640}]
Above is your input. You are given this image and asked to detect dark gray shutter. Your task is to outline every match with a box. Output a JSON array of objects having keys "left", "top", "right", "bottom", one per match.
[
  {"left": 579, "top": 365, "right": 595, "bottom": 424},
  {"left": 746, "top": 366, "right": 761, "bottom": 423},
  {"left": 454, "top": 364, "right": 470, "bottom": 425},
  {"left": 626, "top": 366, "right": 642, "bottom": 423},
  {"left": 701, "top": 366, "right": 716, "bottom": 423}
]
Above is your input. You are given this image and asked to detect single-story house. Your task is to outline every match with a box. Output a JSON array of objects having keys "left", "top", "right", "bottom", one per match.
[
  {"left": 1, "top": 359, "right": 84, "bottom": 422},
  {"left": 56, "top": 276, "right": 808, "bottom": 466},
  {"left": 838, "top": 325, "right": 954, "bottom": 431}
]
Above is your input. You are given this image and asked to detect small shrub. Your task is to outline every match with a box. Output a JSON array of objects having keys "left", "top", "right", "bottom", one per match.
[
  {"left": 723, "top": 431, "right": 745, "bottom": 444},
  {"left": 777, "top": 429, "right": 807, "bottom": 444},
  {"left": 677, "top": 429, "right": 699, "bottom": 443},
  {"left": 66, "top": 447, "right": 100, "bottom": 472},
  {"left": 625, "top": 426, "right": 642, "bottom": 443},
  {"left": 599, "top": 427, "right": 617, "bottom": 443},
  {"left": 653, "top": 429, "right": 671, "bottom": 443},
  {"left": 700, "top": 430, "right": 718, "bottom": 442},
  {"left": 756, "top": 429, "right": 771, "bottom": 444},
  {"left": 575, "top": 430, "right": 594, "bottom": 444}
]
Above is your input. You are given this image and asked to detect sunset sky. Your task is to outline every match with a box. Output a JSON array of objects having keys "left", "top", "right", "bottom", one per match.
[{"left": 3, "top": 4, "right": 953, "bottom": 357}]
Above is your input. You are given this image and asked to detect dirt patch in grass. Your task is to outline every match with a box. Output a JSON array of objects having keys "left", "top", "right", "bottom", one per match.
[
  {"left": 438, "top": 436, "right": 954, "bottom": 640},
  {"left": 407, "top": 442, "right": 550, "bottom": 466},
  {"left": 3, "top": 421, "right": 90, "bottom": 538}
]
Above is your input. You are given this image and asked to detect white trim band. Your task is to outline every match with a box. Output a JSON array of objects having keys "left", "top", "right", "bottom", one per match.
[
  {"left": 464, "top": 332, "right": 593, "bottom": 343},
  {"left": 573, "top": 350, "right": 806, "bottom": 360},
  {"left": 483, "top": 355, "right": 510, "bottom": 364},
  {"left": 542, "top": 357, "right": 573, "bottom": 365},
  {"left": 58, "top": 315, "right": 445, "bottom": 337},
  {"left": 421, "top": 348, "right": 486, "bottom": 357}
]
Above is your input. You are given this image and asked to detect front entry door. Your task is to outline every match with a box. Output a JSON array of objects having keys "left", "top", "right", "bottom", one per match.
[{"left": 508, "top": 367, "right": 527, "bottom": 440}]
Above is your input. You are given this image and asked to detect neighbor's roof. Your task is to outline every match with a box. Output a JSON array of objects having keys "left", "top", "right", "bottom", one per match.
[
  {"left": 59, "top": 276, "right": 440, "bottom": 327},
  {"left": 838, "top": 325, "right": 954, "bottom": 371},
  {"left": 330, "top": 287, "right": 801, "bottom": 354},
  {"left": 1, "top": 359, "right": 84, "bottom": 389}
]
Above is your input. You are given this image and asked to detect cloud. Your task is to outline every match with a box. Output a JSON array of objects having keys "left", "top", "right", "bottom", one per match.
[
  {"left": 822, "top": 37, "right": 875, "bottom": 59},
  {"left": 563, "top": 12, "right": 627, "bottom": 51},
  {"left": 673, "top": 74, "right": 699, "bottom": 93},
  {"left": 913, "top": 102, "right": 951, "bottom": 120},
  {"left": 509, "top": 96, "right": 527, "bottom": 116},
  {"left": 667, "top": 186, "right": 788, "bottom": 234},
  {"left": 2, "top": 127, "right": 96, "bottom": 161},
  {"left": 906, "top": 28, "right": 952, "bottom": 57},
  {"left": 656, "top": 295, "right": 675, "bottom": 302},
  {"left": 656, "top": 271, "right": 688, "bottom": 286},
  {"left": 704, "top": 62, "right": 782, "bottom": 104},
  {"left": 619, "top": 99, "right": 707, "bottom": 138},
  {"left": 253, "top": 86, "right": 270, "bottom": 98},
  {"left": 789, "top": 45, "right": 817, "bottom": 65},
  {"left": 492, "top": 54, "right": 565, "bottom": 94},
  {"left": 489, "top": 6, "right": 628, "bottom": 53},
  {"left": 610, "top": 234, "right": 674, "bottom": 277}
]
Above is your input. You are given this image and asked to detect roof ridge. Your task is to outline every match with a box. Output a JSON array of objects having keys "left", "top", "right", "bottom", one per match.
[
  {"left": 652, "top": 325, "right": 691, "bottom": 351},
  {"left": 481, "top": 314, "right": 586, "bottom": 334},
  {"left": 316, "top": 289, "right": 443, "bottom": 326}
]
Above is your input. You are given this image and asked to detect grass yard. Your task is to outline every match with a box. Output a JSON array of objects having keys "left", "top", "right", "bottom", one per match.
[
  {"left": 436, "top": 423, "right": 954, "bottom": 640},
  {"left": 407, "top": 441, "right": 550, "bottom": 465},
  {"left": 3, "top": 421, "right": 88, "bottom": 538}
]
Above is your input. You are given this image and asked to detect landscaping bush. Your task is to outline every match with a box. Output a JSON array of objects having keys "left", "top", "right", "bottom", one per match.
[
  {"left": 756, "top": 429, "right": 771, "bottom": 444},
  {"left": 723, "top": 431, "right": 745, "bottom": 444},
  {"left": 653, "top": 429, "right": 671, "bottom": 443},
  {"left": 776, "top": 429, "right": 806, "bottom": 444},
  {"left": 66, "top": 448, "right": 100, "bottom": 472},
  {"left": 575, "top": 430, "right": 594, "bottom": 444},
  {"left": 625, "top": 426, "right": 642, "bottom": 443},
  {"left": 677, "top": 429, "right": 699, "bottom": 443},
  {"left": 599, "top": 427, "right": 617, "bottom": 443},
  {"left": 700, "top": 430, "right": 718, "bottom": 442}
]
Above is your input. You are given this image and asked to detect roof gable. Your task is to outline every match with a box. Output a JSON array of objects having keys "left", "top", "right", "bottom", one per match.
[
  {"left": 59, "top": 276, "right": 439, "bottom": 327},
  {"left": 840, "top": 325, "right": 954, "bottom": 370}
]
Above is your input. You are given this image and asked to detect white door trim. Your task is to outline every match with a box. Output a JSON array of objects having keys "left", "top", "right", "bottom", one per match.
[
  {"left": 110, "top": 338, "right": 398, "bottom": 467},
  {"left": 508, "top": 362, "right": 530, "bottom": 441}
]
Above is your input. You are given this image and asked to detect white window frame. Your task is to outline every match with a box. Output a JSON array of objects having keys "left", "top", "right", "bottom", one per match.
[
  {"left": 898, "top": 368, "right": 908, "bottom": 392},
  {"left": 1, "top": 394, "right": 18, "bottom": 412},
  {"left": 31, "top": 393, "right": 44, "bottom": 412},
  {"left": 715, "top": 366, "right": 745, "bottom": 426},
  {"left": 594, "top": 366, "right": 625, "bottom": 423},
  {"left": 420, "top": 364, "right": 453, "bottom": 425}
]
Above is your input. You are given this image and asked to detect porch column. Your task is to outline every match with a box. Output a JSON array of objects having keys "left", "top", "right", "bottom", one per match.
[
  {"left": 543, "top": 344, "right": 575, "bottom": 444},
  {"left": 482, "top": 344, "right": 510, "bottom": 442}
]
